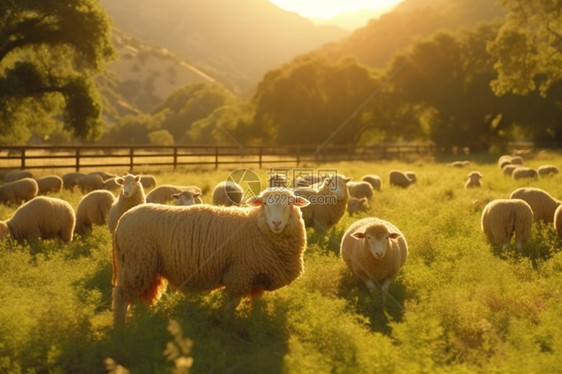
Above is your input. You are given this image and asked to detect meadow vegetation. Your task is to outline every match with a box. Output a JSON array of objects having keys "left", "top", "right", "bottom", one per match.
[{"left": 1, "top": 154, "right": 561, "bottom": 373}]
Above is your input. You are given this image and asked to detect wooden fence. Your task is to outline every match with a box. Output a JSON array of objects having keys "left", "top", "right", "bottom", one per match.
[{"left": 0, "top": 143, "right": 437, "bottom": 172}]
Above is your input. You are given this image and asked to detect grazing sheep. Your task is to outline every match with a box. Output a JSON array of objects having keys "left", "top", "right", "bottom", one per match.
[
  {"left": 340, "top": 217, "right": 408, "bottom": 293},
  {"left": 498, "top": 155, "right": 513, "bottom": 169},
  {"left": 465, "top": 171, "right": 483, "bottom": 189},
  {"left": 347, "top": 181, "right": 375, "bottom": 200},
  {"left": 77, "top": 173, "right": 105, "bottom": 193},
  {"left": 212, "top": 181, "right": 244, "bottom": 206},
  {"left": 107, "top": 174, "right": 146, "bottom": 234},
  {"left": 554, "top": 205, "right": 562, "bottom": 237},
  {"left": 0, "top": 196, "right": 75, "bottom": 243},
  {"left": 34, "top": 175, "right": 63, "bottom": 195},
  {"left": 139, "top": 175, "right": 157, "bottom": 190},
  {"left": 294, "top": 174, "right": 351, "bottom": 230},
  {"left": 537, "top": 165, "right": 559, "bottom": 177},
  {"left": 0, "top": 178, "right": 39, "bottom": 205},
  {"left": 481, "top": 199, "right": 533, "bottom": 250},
  {"left": 111, "top": 188, "right": 310, "bottom": 324},
  {"left": 75, "top": 190, "right": 116, "bottom": 235},
  {"left": 146, "top": 185, "right": 203, "bottom": 204},
  {"left": 510, "top": 156, "right": 524, "bottom": 165},
  {"left": 509, "top": 187, "right": 561, "bottom": 223},
  {"left": 347, "top": 197, "right": 369, "bottom": 216},
  {"left": 512, "top": 167, "right": 538, "bottom": 180},
  {"left": 4, "top": 170, "right": 33, "bottom": 182},
  {"left": 389, "top": 170, "right": 412, "bottom": 188},
  {"left": 361, "top": 175, "right": 382, "bottom": 191},
  {"left": 448, "top": 160, "right": 471, "bottom": 168},
  {"left": 172, "top": 190, "right": 202, "bottom": 206},
  {"left": 502, "top": 164, "right": 518, "bottom": 176},
  {"left": 62, "top": 172, "right": 85, "bottom": 190}
]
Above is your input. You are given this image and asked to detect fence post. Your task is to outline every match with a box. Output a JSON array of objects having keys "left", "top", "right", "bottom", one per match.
[
  {"left": 215, "top": 147, "right": 219, "bottom": 169},
  {"left": 20, "top": 148, "right": 26, "bottom": 169},
  {"left": 173, "top": 146, "right": 178, "bottom": 169},
  {"left": 296, "top": 146, "right": 300, "bottom": 167},
  {"left": 129, "top": 147, "right": 134, "bottom": 171},
  {"left": 75, "top": 147, "right": 80, "bottom": 171},
  {"left": 258, "top": 147, "right": 263, "bottom": 168}
]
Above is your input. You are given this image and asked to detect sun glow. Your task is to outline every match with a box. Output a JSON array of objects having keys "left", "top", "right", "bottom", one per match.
[{"left": 268, "top": 0, "right": 404, "bottom": 19}]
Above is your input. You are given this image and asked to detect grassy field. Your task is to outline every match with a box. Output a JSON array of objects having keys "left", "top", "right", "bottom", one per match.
[{"left": 1, "top": 152, "right": 561, "bottom": 373}]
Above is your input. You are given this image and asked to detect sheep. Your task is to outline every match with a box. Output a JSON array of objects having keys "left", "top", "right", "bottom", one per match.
[
  {"left": 139, "top": 175, "right": 157, "bottom": 190},
  {"left": 340, "top": 217, "right": 408, "bottom": 293},
  {"left": 347, "top": 181, "right": 375, "bottom": 200},
  {"left": 498, "top": 155, "right": 513, "bottom": 169},
  {"left": 111, "top": 188, "right": 310, "bottom": 324},
  {"left": 172, "top": 190, "right": 202, "bottom": 206},
  {"left": 481, "top": 199, "right": 533, "bottom": 250},
  {"left": 4, "top": 169, "right": 33, "bottom": 182},
  {"left": 75, "top": 190, "right": 116, "bottom": 235},
  {"left": 77, "top": 173, "right": 105, "bottom": 193},
  {"left": 146, "top": 185, "right": 203, "bottom": 204},
  {"left": 389, "top": 170, "right": 412, "bottom": 188},
  {"left": 347, "top": 197, "right": 369, "bottom": 216},
  {"left": 212, "top": 181, "right": 244, "bottom": 206},
  {"left": 0, "top": 178, "right": 39, "bottom": 205},
  {"left": 465, "top": 171, "right": 483, "bottom": 189},
  {"left": 512, "top": 167, "right": 538, "bottom": 180},
  {"left": 107, "top": 174, "right": 146, "bottom": 234},
  {"left": 448, "top": 160, "right": 471, "bottom": 168},
  {"left": 294, "top": 174, "right": 351, "bottom": 230},
  {"left": 0, "top": 196, "right": 75, "bottom": 243},
  {"left": 61, "top": 172, "right": 85, "bottom": 190},
  {"left": 34, "top": 175, "right": 63, "bottom": 195},
  {"left": 537, "top": 165, "right": 559, "bottom": 177},
  {"left": 361, "top": 175, "right": 382, "bottom": 191},
  {"left": 509, "top": 187, "right": 561, "bottom": 223},
  {"left": 502, "top": 164, "right": 518, "bottom": 176},
  {"left": 510, "top": 156, "right": 524, "bottom": 165},
  {"left": 554, "top": 205, "right": 562, "bottom": 237}
]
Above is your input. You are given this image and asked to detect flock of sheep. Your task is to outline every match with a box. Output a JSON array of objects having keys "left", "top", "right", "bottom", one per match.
[{"left": 0, "top": 154, "right": 560, "bottom": 324}]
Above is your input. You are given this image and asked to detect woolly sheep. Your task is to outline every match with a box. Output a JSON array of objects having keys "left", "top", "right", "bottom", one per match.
[
  {"left": 212, "top": 181, "right": 244, "bottom": 206},
  {"left": 107, "top": 174, "right": 146, "bottom": 234},
  {"left": 554, "top": 205, "right": 562, "bottom": 237},
  {"left": 75, "top": 190, "right": 116, "bottom": 235},
  {"left": 146, "top": 185, "right": 203, "bottom": 204},
  {"left": 498, "top": 155, "right": 512, "bottom": 169},
  {"left": 34, "top": 175, "right": 63, "bottom": 195},
  {"left": 389, "top": 170, "right": 412, "bottom": 188},
  {"left": 340, "top": 217, "right": 408, "bottom": 293},
  {"left": 111, "top": 188, "right": 310, "bottom": 324},
  {"left": 481, "top": 199, "right": 533, "bottom": 250},
  {"left": 62, "top": 172, "right": 85, "bottom": 190},
  {"left": 502, "top": 164, "right": 518, "bottom": 176},
  {"left": 0, "top": 196, "right": 75, "bottom": 243},
  {"left": 509, "top": 187, "right": 561, "bottom": 223},
  {"left": 77, "top": 173, "right": 105, "bottom": 193},
  {"left": 294, "top": 174, "right": 351, "bottom": 230},
  {"left": 537, "top": 165, "right": 559, "bottom": 177},
  {"left": 361, "top": 175, "right": 382, "bottom": 191},
  {"left": 510, "top": 156, "right": 524, "bottom": 165},
  {"left": 347, "top": 181, "right": 375, "bottom": 200},
  {"left": 512, "top": 167, "right": 538, "bottom": 180},
  {"left": 172, "top": 190, "right": 202, "bottom": 206},
  {"left": 347, "top": 197, "right": 369, "bottom": 216},
  {"left": 465, "top": 171, "right": 483, "bottom": 189},
  {"left": 0, "top": 178, "right": 38, "bottom": 205},
  {"left": 4, "top": 169, "right": 33, "bottom": 182},
  {"left": 139, "top": 175, "right": 157, "bottom": 190}
]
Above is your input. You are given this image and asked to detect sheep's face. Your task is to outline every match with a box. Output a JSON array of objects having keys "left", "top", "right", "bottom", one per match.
[
  {"left": 249, "top": 189, "right": 309, "bottom": 234},
  {"left": 468, "top": 172, "right": 483, "bottom": 183},
  {"left": 352, "top": 225, "right": 400, "bottom": 259},
  {"left": 173, "top": 191, "right": 200, "bottom": 206},
  {"left": 117, "top": 175, "right": 141, "bottom": 198}
]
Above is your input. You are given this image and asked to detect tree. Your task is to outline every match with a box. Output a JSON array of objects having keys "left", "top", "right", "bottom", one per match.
[{"left": 0, "top": 0, "right": 115, "bottom": 143}]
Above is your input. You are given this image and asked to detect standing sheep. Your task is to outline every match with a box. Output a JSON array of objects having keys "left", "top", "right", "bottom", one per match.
[
  {"left": 0, "top": 178, "right": 39, "bottom": 205},
  {"left": 509, "top": 187, "right": 561, "bottom": 223},
  {"left": 465, "top": 171, "right": 483, "bottom": 189},
  {"left": 481, "top": 199, "right": 533, "bottom": 250},
  {"left": 212, "top": 181, "right": 244, "bottom": 206},
  {"left": 347, "top": 197, "right": 369, "bottom": 216},
  {"left": 389, "top": 170, "right": 412, "bottom": 188},
  {"left": 4, "top": 170, "right": 33, "bottom": 182},
  {"left": 0, "top": 196, "right": 75, "bottom": 243},
  {"left": 502, "top": 164, "right": 518, "bottom": 176},
  {"left": 107, "top": 174, "right": 146, "bottom": 234},
  {"left": 146, "top": 185, "right": 203, "bottom": 204},
  {"left": 347, "top": 181, "right": 375, "bottom": 200},
  {"left": 34, "top": 175, "right": 64, "bottom": 195},
  {"left": 512, "top": 167, "right": 538, "bottom": 180},
  {"left": 537, "top": 165, "right": 559, "bottom": 177},
  {"left": 77, "top": 173, "right": 105, "bottom": 193},
  {"left": 112, "top": 188, "right": 310, "bottom": 324},
  {"left": 172, "top": 190, "right": 202, "bottom": 206},
  {"left": 75, "top": 190, "right": 116, "bottom": 235},
  {"left": 294, "top": 174, "right": 351, "bottom": 230},
  {"left": 62, "top": 172, "right": 85, "bottom": 190},
  {"left": 340, "top": 217, "right": 408, "bottom": 293},
  {"left": 361, "top": 175, "right": 382, "bottom": 191}
]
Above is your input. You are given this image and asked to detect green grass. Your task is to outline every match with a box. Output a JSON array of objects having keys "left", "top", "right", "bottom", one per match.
[{"left": 1, "top": 153, "right": 562, "bottom": 373}]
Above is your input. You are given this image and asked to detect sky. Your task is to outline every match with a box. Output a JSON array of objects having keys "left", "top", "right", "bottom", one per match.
[{"left": 267, "top": 0, "right": 404, "bottom": 19}]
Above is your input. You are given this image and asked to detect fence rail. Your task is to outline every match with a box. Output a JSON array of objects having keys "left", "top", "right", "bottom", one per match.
[{"left": 0, "top": 143, "right": 439, "bottom": 172}]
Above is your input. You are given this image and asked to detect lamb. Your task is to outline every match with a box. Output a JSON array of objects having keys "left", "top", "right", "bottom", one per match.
[
  {"left": 212, "top": 181, "right": 244, "bottom": 206},
  {"left": 172, "top": 190, "right": 202, "bottom": 206},
  {"left": 347, "top": 181, "right": 375, "bottom": 200},
  {"left": 340, "top": 217, "right": 408, "bottom": 293},
  {"left": 389, "top": 170, "right": 412, "bottom": 188},
  {"left": 139, "top": 175, "right": 157, "bottom": 190},
  {"left": 146, "top": 185, "right": 203, "bottom": 204},
  {"left": 77, "top": 173, "right": 105, "bottom": 193},
  {"left": 107, "top": 174, "right": 146, "bottom": 234},
  {"left": 361, "top": 175, "right": 382, "bottom": 191},
  {"left": 509, "top": 187, "right": 561, "bottom": 223},
  {"left": 465, "top": 171, "right": 483, "bottom": 189},
  {"left": 347, "top": 197, "right": 369, "bottom": 216},
  {"left": 537, "top": 165, "right": 559, "bottom": 177},
  {"left": 111, "top": 188, "right": 310, "bottom": 324},
  {"left": 61, "top": 172, "right": 85, "bottom": 190},
  {"left": 0, "top": 196, "right": 75, "bottom": 243},
  {"left": 4, "top": 169, "right": 33, "bottom": 182},
  {"left": 554, "top": 205, "right": 562, "bottom": 237},
  {"left": 34, "top": 175, "right": 63, "bottom": 195},
  {"left": 75, "top": 190, "right": 116, "bottom": 235},
  {"left": 512, "top": 167, "right": 538, "bottom": 180},
  {"left": 294, "top": 174, "right": 351, "bottom": 230},
  {"left": 481, "top": 199, "right": 533, "bottom": 250},
  {"left": 0, "top": 178, "right": 39, "bottom": 205}
]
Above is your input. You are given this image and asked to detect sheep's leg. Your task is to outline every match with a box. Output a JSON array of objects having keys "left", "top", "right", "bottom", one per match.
[
  {"left": 364, "top": 279, "right": 377, "bottom": 294},
  {"left": 112, "top": 286, "right": 129, "bottom": 325}
]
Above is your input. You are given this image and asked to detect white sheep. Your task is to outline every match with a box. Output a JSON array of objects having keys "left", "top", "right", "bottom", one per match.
[
  {"left": 481, "top": 199, "right": 533, "bottom": 250},
  {"left": 34, "top": 175, "right": 63, "bottom": 195},
  {"left": 61, "top": 172, "right": 85, "bottom": 190},
  {"left": 361, "top": 175, "right": 382, "bottom": 191},
  {"left": 347, "top": 197, "right": 369, "bottom": 216},
  {"left": 294, "top": 174, "right": 351, "bottom": 230},
  {"left": 537, "top": 165, "right": 559, "bottom": 177},
  {"left": 0, "top": 178, "right": 39, "bottom": 205},
  {"left": 0, "top": 196, "right": 75, "bottom": 243},
  {"left": 498, "top": 155, "right": 512, "bottom": 169},
  {"left": 212, "top": 181, "right": 244, "bottom": 206},
  {"left": 107, "top": 174, "right": 146, "bottom": 234},
  {"left": 347, "top": 181, "right": 375, "bottom": 200},
  {"left": 75, "top": 190, "right": 116, "bottom": 235},
  {"left": 554, "top": 205, "right": 562, "bottom": 237},
  {"left": 389, "top": 170, "right": 412, "bottom": 188},
  {"left": 4, "top": 169, "right": 33, "bottom": 182},
  {"left": 139, "top": 175, "right": 157, "bottom": 190},
  {"left": 172, "top": 190, "right": 202, "bottom": 206},
  {"left": 146, "top": 185, "right": 203, "bottom": 204},
  {"left": 340, "top": 217, "right": 408, "bottom": 293},
  {"left": 111, "top": 188, "right": 310, "bottom": 324},
  {"left": 509, "top": 187, "right": 561, "bottom": 223},
  {"left": 512, "top": 167, "right": 538, "bottom": 180},
  {"left": 465, "top": 171, "right": 483, "bottom": 189},
  {"left": 77, "top": 173, "right": 105, "bottom": 193}
]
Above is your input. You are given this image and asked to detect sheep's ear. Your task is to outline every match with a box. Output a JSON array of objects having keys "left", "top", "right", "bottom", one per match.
[
  {"left": 115, "top": 177, "right": 124, "bottom": 185},
  {"left": 134, "top": 175, "right": 141, "bottom": 183},
  {"left": 247, "top": 197, "right": 263, "bottom": 207},
  {"left": 351, "top": 232, "right": 365, "bottom": 239},
  {"left": 171, "top": 193, "right": 180, "bottom": 199},
  {"left": 194, "top": 193, "right": 201, "bottom": 198},
  {"left": 343, "top": 177, "right": 352, "bottom": 183},
  {"left": 360, "top": 197, "right": 368, "bottom": 204},
  {"left": 291, "top": 196, "right": 310, "bottom": 207},
  {"left": 389, "top": 232, "right": 401, "bottom": 239}
]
